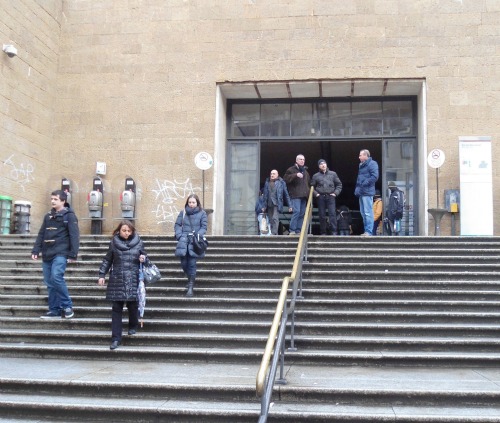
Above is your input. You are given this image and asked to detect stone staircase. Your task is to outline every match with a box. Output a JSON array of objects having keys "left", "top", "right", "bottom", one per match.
[{"left": 1, "top": 235, "right": 500, "bottom": 422}]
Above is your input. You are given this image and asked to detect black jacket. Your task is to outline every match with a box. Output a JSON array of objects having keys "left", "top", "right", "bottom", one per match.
[
  {"left": 311, "top": 169, "right": 343, "bottom": 196},
  {"left": 98, "top": 233, "right": 145, "bottom": 301},
  {"left": 32, "top": 207, "right": 80, "bottom": 262}
]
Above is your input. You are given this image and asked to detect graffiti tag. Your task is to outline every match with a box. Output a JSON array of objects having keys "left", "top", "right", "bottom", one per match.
[
  {"left": 2, "top": 154, "right": 35, "bottom": 191},
  {"left": 151, "top": 178, "right": 201, "bottom": 224}
]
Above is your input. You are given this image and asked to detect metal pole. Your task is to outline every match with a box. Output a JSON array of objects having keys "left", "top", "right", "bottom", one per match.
[
  {"left": 202, "top": 169, "right": 205, "bottom": 206},
  {"left": 436, "top": 168, "right": 439, "bottom": 208}
]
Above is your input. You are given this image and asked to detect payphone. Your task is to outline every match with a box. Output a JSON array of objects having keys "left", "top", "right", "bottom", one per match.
[
  {"left": 88, "top": 176, "right": 104, "bottom": 234},
  {"left": 61, "top": 177, "right": 71, "bottom": 207},
  {"left": 120, "top": 177, "right": 136, "bottom": 219}
]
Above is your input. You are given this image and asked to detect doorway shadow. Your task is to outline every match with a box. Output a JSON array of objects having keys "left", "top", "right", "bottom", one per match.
[{"left": 260, "top": 140, "right": 382, "bottom": 235}]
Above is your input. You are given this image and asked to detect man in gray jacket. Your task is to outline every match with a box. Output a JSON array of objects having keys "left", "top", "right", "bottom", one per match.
[{"left": 311, "top": 159, "right": 343, "bottom": 235}]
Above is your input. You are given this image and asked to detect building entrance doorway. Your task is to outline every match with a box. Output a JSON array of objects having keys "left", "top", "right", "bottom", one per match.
[
  {"left": 260, "top": 140, "right": 380, "bottom": 212},
  {"left": 224, "top": 138, "right": 417, "bottom": 235},
  {"left": 224, "top": 97, "right": 418, "bottom": 235}
]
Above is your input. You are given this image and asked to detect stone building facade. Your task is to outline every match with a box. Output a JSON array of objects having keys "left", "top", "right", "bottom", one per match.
[{"left": 0, "top": 0, "right": 498, "bottom": 235}]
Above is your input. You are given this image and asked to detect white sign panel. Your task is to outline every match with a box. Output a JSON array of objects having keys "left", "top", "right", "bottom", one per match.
[
  {"left": 459, "top": 136, "right": 493, "bottom": 236},
  {"left": 194, "top": 152, "right": 213, "bottom": 170},
  {"left": 427, "top": 149, "right": 445, "bottom": 169}
]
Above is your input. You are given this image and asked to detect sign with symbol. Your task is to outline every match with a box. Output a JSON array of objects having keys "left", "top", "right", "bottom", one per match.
[
  {"left": 427, "top": 149, "right": 445, "bottom": 169},
  {"left": 194, "top": 152, "right": 213, "bottom": 170}
]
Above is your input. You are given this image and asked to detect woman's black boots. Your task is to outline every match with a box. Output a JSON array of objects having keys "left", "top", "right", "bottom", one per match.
[{"left": 186, "top": 275, "right": 195, "bottom": 297}]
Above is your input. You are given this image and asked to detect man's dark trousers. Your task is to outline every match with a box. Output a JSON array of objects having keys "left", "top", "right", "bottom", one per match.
[{"left": 318, "top": 194, "right": 337, "bottom": 235}]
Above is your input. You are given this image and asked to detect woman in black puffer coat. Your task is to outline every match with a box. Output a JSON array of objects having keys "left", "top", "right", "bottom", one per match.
[
  {"left": 174, "top": 194, "right": 207, "bottom": 298},
  {"left": 98, "top": 220, "right": 146, "bottom": 350}
]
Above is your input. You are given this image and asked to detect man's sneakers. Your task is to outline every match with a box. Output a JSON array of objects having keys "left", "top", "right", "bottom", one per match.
[
  {"left": 40, "top": 308, "right": 74, "bottom": 319},
  {"left": 62, "top": 308, "right": 74, "bottom": 319},
  {"left": 40, "top": 311, "right": 60, "bottom": 319}
]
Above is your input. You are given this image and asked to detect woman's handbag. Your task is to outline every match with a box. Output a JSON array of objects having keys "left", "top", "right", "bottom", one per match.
[
  {"left": 187, "top": 213, "right": 208, "bottom": 255},
  {"left": 141, "top": 259, "right": 161, "bottom": 285},
  {"left": 192, "top": 233, "right": 208, "bottom": 255}
]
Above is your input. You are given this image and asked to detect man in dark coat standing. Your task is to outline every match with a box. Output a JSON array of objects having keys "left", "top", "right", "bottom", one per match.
[
  {"left": 262, "top": 169, "right": 292, "bottom": 235},
  {"left": 355, "top": 149, "right": 379, "bottom": 236},
  {"left": 283, "top": 154, "right": 311, "bottom": 235},
  {"left": 32, "top": 190, "right": 80, "bottom": 319},
  {"left": 311, "top": 159, "right": 343, "bottom": 235}
]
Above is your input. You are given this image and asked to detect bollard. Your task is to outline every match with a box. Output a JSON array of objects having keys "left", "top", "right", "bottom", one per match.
[{"left": 0, "top": 196, "right": 13, "bottom": 234}]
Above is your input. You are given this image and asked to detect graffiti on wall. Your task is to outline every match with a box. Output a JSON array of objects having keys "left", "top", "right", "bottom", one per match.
[
  {"left": 2, "top": 154, "right": 35, "bottom": 191},
  {"left": 151, "top": 178, "right": 201, "bottom": 224}
]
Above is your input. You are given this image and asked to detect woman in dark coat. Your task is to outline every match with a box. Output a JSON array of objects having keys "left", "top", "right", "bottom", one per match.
[
  {"left": 174, "top": 194, "right": 207, "bottom": 298},
  {"left": 98, "top": 220, "right": 146, "bottom": 350}
]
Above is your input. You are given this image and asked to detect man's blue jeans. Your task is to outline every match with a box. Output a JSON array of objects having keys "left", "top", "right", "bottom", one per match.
[
  {"left": 289, "top": 198, "right": 306, "bottom": 234},
  {"left": 42, "top": 255, "right": 73, "bottom": 314},
  {"left": 359, "top": 195, "right": 374, "bottom": 234}
]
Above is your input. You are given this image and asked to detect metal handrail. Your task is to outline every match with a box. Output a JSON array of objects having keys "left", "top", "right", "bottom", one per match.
[{"left": 256, "top": 187, "right": 314, "bottom": 422}]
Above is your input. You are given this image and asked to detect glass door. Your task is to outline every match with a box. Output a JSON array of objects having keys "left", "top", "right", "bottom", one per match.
[
  {"left": 225, "top": 142, "right": 260, "bottom": 235},
  {"left": 383, "top": 139, "right": 417, "bottom": 235}
]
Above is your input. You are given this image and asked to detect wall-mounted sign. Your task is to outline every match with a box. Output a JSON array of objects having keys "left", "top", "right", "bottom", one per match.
[{"left": 459, "top": 136, "right": 492, "bottom": 236}]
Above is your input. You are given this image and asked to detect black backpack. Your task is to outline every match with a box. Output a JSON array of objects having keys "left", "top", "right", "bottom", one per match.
[{"left": 388, "top": 189, "right": 404, "bottom": 220}]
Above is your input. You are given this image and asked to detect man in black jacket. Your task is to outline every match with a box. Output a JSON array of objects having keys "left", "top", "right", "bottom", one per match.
[
  {"left": 311, "top": 159, "right": 343, "bottom": 235},
  {"left": 32, "top": 190, "right": 80, "bottom": 319}
]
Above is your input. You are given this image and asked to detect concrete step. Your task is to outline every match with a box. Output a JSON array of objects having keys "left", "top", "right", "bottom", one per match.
[
  {"left": 292, "top": 321, "right": 500, "bottom": 337},
  {"left": 0, "top": 284, "right": 286, "bottom": 298},
  {"left": 0, "top": 284, "right": 497, "bottom": 298},
  {"left": 5, "top": 277, "right": 500, "bottom": 291},
  {"left": 303, "top": 269, "right": 500, "bottom": 281},
  {"left": 303, "top": 279, "right": 500, "bottom": 291},
  {"left": 5, "top": 294, "right": 500, "bottom": 311},
  {"left": 0, "top": 316, "right": 272, "bottom": 334},
  {"left": 2, "top": 357, "right": 500, "bottom": 422},
  {"left": 0, "top": 275, "right": 287, "bottom": 288},
  {"left": 0, "top": 305, "right": 277, "bottom": 320},
  {"left": 2, "top": 329, "right": 500, "bottom": 353}
]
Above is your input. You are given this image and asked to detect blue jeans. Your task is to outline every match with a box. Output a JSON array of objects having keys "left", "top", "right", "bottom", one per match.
[
  {"left": 42, "top": 255, "right": 73, "bottom": 314},
  {"left": 359, "top": 195, "right": 374, "bottom": 234},
  {"left": 290, "top": 198, "right": 306, "bottom": 234},
  {"left": 180, "top": 253, "right": 198, "bottom": 277}
]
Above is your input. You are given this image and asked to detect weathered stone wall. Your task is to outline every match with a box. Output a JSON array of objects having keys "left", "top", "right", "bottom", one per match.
[
  {"left": 0, "top": 1, "right": 63, "bottom": 232},
  {"left": 2, "top": 1, "right": 498, "bottom": 235}
]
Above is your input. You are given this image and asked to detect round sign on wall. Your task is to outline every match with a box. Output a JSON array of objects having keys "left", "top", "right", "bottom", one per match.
[
  {"left": 194, "top": 152, "right": 213, "bottom": 170},
  {"left": 427, "top": 149, "right": 445, "bottom": 169}
]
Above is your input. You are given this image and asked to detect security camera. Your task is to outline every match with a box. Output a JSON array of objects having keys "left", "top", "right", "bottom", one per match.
[{"left": 3, "top": 44, "right": 18, "bottom": 58}]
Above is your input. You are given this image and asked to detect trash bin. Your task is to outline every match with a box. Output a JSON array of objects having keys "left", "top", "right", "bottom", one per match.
[
  {"left": 13, "top": 201, "right": 31, "bottom": 234},
  {"left": 0, "top": 195, "right": 13, "bottom": 234}
]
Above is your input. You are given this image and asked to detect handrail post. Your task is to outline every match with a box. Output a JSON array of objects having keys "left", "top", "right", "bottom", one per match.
[
  {"left": 297, "top": 269, "right": 304, "bottom": 299},
  {"left": 288, "top": 308, "right": 297, "bottom": 352},
  {"left": 304, "top": 236, "right": 309, "bottom": 263},
  {"left": 276, "top": 301, "right": 287, "bottom": 385}
]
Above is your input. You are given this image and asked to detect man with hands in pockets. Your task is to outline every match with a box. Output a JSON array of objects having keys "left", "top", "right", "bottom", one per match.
[{"left": 311, "top": 159, "right": 343, "bottom": 235}]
